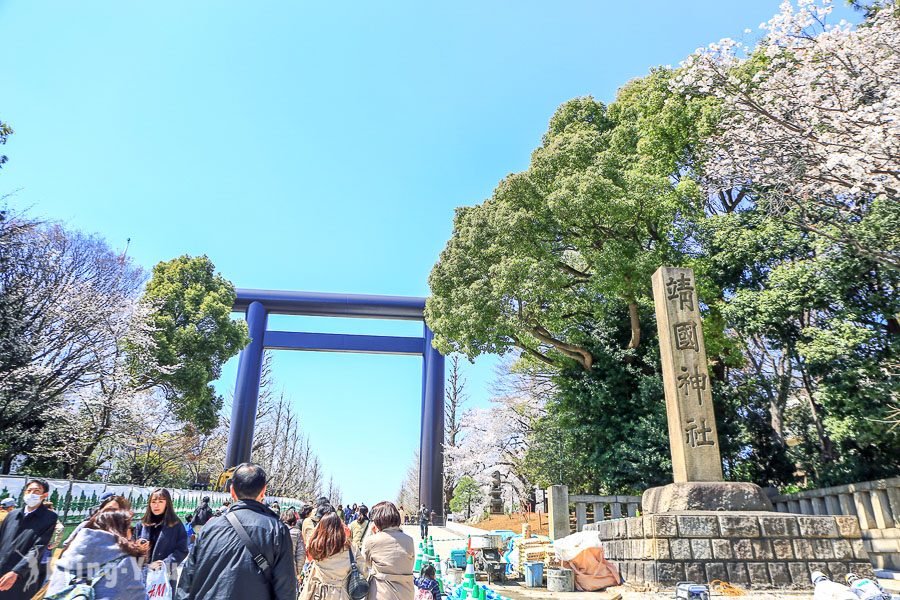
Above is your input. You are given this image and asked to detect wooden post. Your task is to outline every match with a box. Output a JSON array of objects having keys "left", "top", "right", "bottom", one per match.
[{"left": 651, "top": 267, "right": 724, "bottom": 483}]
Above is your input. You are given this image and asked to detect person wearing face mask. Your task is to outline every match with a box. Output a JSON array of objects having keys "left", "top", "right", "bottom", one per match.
[{"left": 0, "top": 478, "right": 59, "bottom": 599}]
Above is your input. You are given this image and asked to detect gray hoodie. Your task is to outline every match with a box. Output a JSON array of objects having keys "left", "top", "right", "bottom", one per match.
[{"left": 46, "top": 527, "right": 145, "bottom": 600}]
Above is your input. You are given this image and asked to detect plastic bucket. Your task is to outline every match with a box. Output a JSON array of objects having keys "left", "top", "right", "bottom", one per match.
[
  {"left": 547, "top": 568, "right": 575, "bottom": 592},
  {"left": 524, "top": 561, "right": 544, "bottom": 587},
  {"left": 445, "top": 568, "right": 463, "bottom": 586}
]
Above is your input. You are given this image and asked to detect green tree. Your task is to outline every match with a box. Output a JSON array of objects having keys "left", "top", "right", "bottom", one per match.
[
  {"left": 137, "top": 255, "right": 249, "bottom": 431},
  {"left": 427, "top": 71, "right": 709, "bottom": 372},
  {"left": 699, "top": 201, "right": 900, "bottom": 486},
  {"left": 450, "top": 476, "right": 483, "bottom": 519}
]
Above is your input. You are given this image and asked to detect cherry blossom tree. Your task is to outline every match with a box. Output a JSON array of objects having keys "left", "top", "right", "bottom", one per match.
[
  {"left": 676, "top": 0, "right": 900, "bottom": 269},
  {"left": 444, "top": 358, "right": 550, "bottom": 512},
  {"left": 0, "top": 212, "right": 147, "bottom": 472}
]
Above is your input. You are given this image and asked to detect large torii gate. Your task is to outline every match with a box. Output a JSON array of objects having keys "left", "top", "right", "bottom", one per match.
[{"left": 224, "top": 289, "right": 445, "bottom": 518}]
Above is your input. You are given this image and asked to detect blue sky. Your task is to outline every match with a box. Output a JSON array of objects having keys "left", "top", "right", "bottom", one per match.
[{"left": 1, "top": 1, "right": 858, "bottom": 503}]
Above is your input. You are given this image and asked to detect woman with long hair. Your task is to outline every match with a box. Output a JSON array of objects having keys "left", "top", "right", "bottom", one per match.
[
  {"left": 137, "top": 488, "right": 188, "bottom": 588},
  {"left": 362, "top": 501, "right": 414, "bottom": 600},
  {"left": 46, "top": 510, "right": 146, "bottom": 599},
  {"left": 60, "top": 495, "right": 132, "bottom": 553},
  {"left": 299, "top": 512, "right": 353, "bottom": 600}
]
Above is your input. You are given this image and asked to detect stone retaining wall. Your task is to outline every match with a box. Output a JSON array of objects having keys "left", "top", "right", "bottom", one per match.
[{"left": 585, "top": 512, "right": 873, "bottom": 589}]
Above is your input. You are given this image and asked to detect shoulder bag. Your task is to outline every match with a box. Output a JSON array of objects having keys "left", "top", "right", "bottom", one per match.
[
  {"left": 346, "top": 546, "right": 369, "bottom": 600},
  {"left": 225, "top": 511, "right": 273, "bottom": 583}
]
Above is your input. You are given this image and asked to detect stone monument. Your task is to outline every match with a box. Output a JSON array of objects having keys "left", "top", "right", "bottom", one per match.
[
  {"left": 644, "top": 266, "right": 770, "bottom": 514},
  {"left": 489, "top": 470, "right": 504, "bottom": 515},
  {"left": 581, "top": 267, "right": 873, "bottom": 589}
]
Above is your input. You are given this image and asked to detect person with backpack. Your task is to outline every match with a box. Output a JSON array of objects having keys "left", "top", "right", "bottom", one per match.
[
  {"left": 348, "top": 505, "right": 370, "bottom": 552},
  {"left": 45, "top": 510, "right": 146, "bottom": 600},
  {"left": 175, "top": 463, "right": 297, "bottom": 600},
  {"left": 192, "top": 497, "right": 213, "bottom": 536},
  {"left": 414, "top": 564, "right": 442, "bottom": 600}
]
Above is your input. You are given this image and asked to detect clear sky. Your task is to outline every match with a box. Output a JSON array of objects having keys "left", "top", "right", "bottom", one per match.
[{"left": 1, "top": 1, "right": 858, "bottom": 504}]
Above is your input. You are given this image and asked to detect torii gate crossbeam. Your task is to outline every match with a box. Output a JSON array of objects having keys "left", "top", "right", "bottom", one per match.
[{"left": 225, "top": 289, "right": 445, "bottom": 517}]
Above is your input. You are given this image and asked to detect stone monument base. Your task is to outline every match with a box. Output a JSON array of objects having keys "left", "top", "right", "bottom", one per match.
[
  {"left": 584, "top": 512, "right": 873, "bottom": 589},
  {"left": 642, "top": 482, "right": 774, "bottom": 514}
]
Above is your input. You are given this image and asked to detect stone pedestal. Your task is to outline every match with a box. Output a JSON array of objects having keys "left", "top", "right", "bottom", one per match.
[
  {"left": 585, "top": 512, "right": 873, "bottom": 589},
  {"left": 642, "top": 482, "right": 774, "bottom": 514}
]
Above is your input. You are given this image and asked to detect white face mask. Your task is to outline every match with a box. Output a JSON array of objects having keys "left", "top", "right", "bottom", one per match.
[{"left": 23, "top": 494, "right": 43, "bottom": 508}]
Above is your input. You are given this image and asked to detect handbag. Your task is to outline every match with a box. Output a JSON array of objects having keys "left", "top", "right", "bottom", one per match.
[{"left": 346, "top": 547, "right": 369, "bottom": 600}]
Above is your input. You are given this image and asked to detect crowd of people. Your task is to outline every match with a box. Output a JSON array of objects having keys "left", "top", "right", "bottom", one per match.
[{"left": 0, "top": 468, "right": 442, "bottom": 600}]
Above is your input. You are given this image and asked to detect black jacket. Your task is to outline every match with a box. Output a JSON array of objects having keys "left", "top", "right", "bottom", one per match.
[
  {"left": 138, "top": 519, "right": 189, "bottom": 565},
  {"left": 0, "top": 505, "right": 58, "bottom": 600},
  {"left": 175, "top": 499, "right": 297, "bottom": 600}
]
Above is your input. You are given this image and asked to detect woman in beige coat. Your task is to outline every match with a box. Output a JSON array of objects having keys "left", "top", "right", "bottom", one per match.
[
  {"left": 299, "top": 513, "right": 353, "bottom": 600},
  {"left": 361, "top": 501, "right": 415, "bottom": 600}
]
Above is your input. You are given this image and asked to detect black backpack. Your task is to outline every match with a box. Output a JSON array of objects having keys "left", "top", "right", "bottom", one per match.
[{"left": 193, "top": 504, "right": 213, "bottom": 526}]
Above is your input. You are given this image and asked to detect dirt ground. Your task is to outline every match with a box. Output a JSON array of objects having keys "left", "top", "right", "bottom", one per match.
[{"left": 466, "top": 512, "right": 550, "bottom": 537}]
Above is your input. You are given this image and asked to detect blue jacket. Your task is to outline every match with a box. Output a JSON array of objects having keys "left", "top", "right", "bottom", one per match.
[
  {"left": 138, "top": 519, "right": 188, "bottom": 566},
  {"left": 46, "top": 528, "right": 144, "bottom": 600}
]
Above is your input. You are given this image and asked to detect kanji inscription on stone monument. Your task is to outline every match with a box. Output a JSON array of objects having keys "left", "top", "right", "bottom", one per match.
[{"left": 652, "top": 266, "right": 723, "bottom": 483}]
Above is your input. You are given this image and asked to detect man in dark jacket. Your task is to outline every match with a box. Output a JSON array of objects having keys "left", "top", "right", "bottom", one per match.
[
  {"left": 0, "top": 478, "right": 58, "bottom": 600},
  {"left": 176, "top": 463, "right": 296, "bottom": 600},
  {"left": 192, "top": 497, "right": 213, "bottom": 535}
]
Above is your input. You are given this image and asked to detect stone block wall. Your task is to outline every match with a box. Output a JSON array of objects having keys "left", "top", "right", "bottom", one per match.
[{"left": 584, "top": 512, "right": 873, "bottom": 589}]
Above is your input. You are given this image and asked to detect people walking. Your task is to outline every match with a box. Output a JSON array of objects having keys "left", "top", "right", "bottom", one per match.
[
  {"left": 45, "top": 510, "right": 146, "bottom": 600},
  {"left": 349, "top": 505, "right": 371, "bottom": 552},
  {"left": 418, "top": 506, "right": 429, "bottom": 539},
  {"left": 0, "top": 500, "right": 15, "bottom": 525},
  {"left": 296, "top": 505, "right": 312, "bottom": 558},
  {"left": 0, "top": 478, "right": 59, "bottom": 600},
  {"left": 175, "top": 463, "right": 297, "bottom": 600},
  {"left": 138, "top": 488, "right": 188, "bottom": 590},
  {"left": 185, "top": 515, "right": 196, "bottom": 550},
  {"left": 192, "top": 496, "right": 213, "bottom": 535},
  {"left": 298, "top": 513, "right": 352, "bottom": 600},
  {"left": 398, "top": 506, "right": 407, "bottom": 527},
  {"left": 362, "top": 501, "right": 415, "bottom": 600},
  {"left": 282, "top": 508, "right": 306, "bottom": 580}
]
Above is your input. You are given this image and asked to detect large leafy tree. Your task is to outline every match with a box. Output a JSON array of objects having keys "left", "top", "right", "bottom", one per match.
[
  {"left": 427, "top": 72, "right": 708, "bottom": 372},
  {"left": 137, "top": 255, "right": 248, "bottom": 431}
]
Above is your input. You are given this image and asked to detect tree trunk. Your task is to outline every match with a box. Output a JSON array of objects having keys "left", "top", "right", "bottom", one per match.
[
  {"left": 801, "top": 371, "right": 835, "bottom": 463},
  {"left": 627, "top": 302, "right": 641, "bottom": 349}
]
